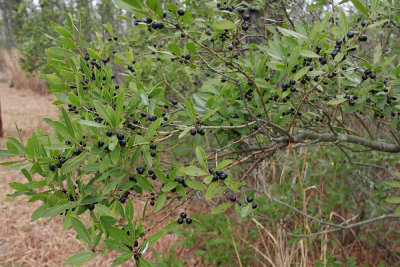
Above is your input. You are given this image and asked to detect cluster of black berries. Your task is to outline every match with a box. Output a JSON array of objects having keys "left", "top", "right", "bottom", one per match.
[
  {"left": 361, "top": 68, "right": 375, "bottom": 81},
  {"left": 190, "top": 127, "right": 205, "bottom": 136},
  {"left": 67, "top": 104, "right": 78, "bottom": 113},
  {"left": 149, "top": 143, "right": 157, "bottom": 158},
  {"left": 230, "top": 195, "right": 257, "bottom": 209},
  {"left": 107, "top": 36, "right": 118, "bottom": 41},
  {"left": 282, "top": 107, "right": 300, "bottom": 117},
  {"left": 177, "top": 212, "right": 192, "bottom": 224},
  {"left": 119, "top": 190, "right": 130, "bottom": 203},
  {"left": 149, "top": 193, "right": 156, "bottom": 206},
  {"left": 136, "top": 166, "right": 145, "bottom": 175},
  {"left": 209, "top": 167, "right": 228, "bottom": 181},
  {"left": 174, "top": 177, "right": 187, "bottom": 187},
  {"left": 170, "top": 52, "right": 192, "bottom": 64}
]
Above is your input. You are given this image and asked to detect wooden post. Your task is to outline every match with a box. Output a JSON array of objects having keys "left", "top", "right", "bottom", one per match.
[{"left": 0, "top": 98, "right": 3, "bottom": 137}]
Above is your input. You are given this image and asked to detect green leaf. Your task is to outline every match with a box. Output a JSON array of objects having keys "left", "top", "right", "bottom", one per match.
[
  {"left": 0, "top": 149, "right": 15, "bottom": 158},
  {"left": 64, "top": 252, "right": 94, "bottom": 266},
  {"left": 386, "top": 197, "right": 400, "bottom": 204},
  {"left": 185, "top": 181, "right": 206, "bottom": 190},
  {"left": 40, "top": 204, "right": 75, "bottom": 218},
  {"left": 55, "top": 26, "right": 72, "bottom": 38},
  {"left": 214, "top": 160, "right": 232, "bottom": 172},
  {"left": 104, "top": 239, "right": 131, "bottom": 252},
  {"left": 184, "top": 166, "right": 208, "bottom": 176},
  {"left": 339, "top": 10, "right": 348, "bottom": 35},
  {"left": 277, "top": 27, "right": 307, "bottom": 40},
  {"left": 103, "top": 176, "right": 124, "bottom": 194},
  {"left": 61, "top": 107, "right": 75, "bottom": 140},
  {"left": 10, "top": 163, "right": 32, "bottom": 170},
  {"left": 205, "top": 182, "right": 218, "bottom": 201},
  {"left": 146, "top": 0, "right": 163, "bottom": 17},
  {"left": 139, "top": 258, "right": 156, "bottom": 267},
  {"left": 121, "top": 0, "right": 142, "bottom": 9},
  {"left": 178, "top": 127, "right": 191, "bottom": 139},
  {"left": 202, "top": 107, "right": 220, "bottom": 121},
  {"left": 166, "top": 4, "right": 177, "bottom": 12},
  {"left": 68, "top": 92, "right": 81, "bottom": 106},
  {"left": 146, "top": 230, "right": 165, "bottom": 245},
  {"left": 144, "top": 119, "right": 162, "bottom": 139},
  {"left": 78, "top": 120, "right": 106, "bottom": 128},
  {"left": 71, "top": 217, "right": 92, "bottom": 246},
  {"left": 213, "top": 20, "right": 236, "bottom": 30},
  {"left": 327, "top": 98, "right": 346, "bottom": 105},
  {"left": 384, "top": 180, "right": 400, "bottom": 188},
  {"left": 299, "top": 50, "right": 320, "bottom": 58},
  {"left": 9, "top": 182, "right": 30, "bottom": 191},
  {"left": 211, "top": 203, "right": 232, "bottom": 214},
  {"left": 154, "top": 169, "right": 168, "bottom": 183},
  {"left": 107, "top": 226, "right": 131, "bottom": 245},
  {"left": 61, "top": 38, "right": 78, "bottom": 50},
  {"left": 94, "top": 204, "right": 112, "bottom": 217},
  {"left": 351, "top": 0, "right": 368, "bottom": 16},
  {"left": 185, "top": 42, "right": 196, "bottom": 53},
  {"left": 93, "top": 101, "right": 111, "bottom": 123},
  {"left": 6, "top": 137, "right": 25, "bottom": 156},
  {"left": 203, "top": 175, "right": 213, "bottom": 184},
  {"left": 184, "top": 96, "right": 196, "bottom": 123},
  {"left": 136, "top": 175, "right": 153, "bottom": 191},
  {"left": 125, "top": 199, "right": 134, "bottom": 220},
  {"left": 288, "top": 46, "right": 301, "bottom": 72},
  {"left": 31, "top": 205, "right": 48, "bottom": 221},
  {"left": 111, "top": 252, "right": 133, "bottom": 266},
  {"left": 61, "top": 153, "right": 86, "bottom": 173},
  {"left": 195, "top": 146, "right": 208, "bottom": 169},
  {"left": 87, "top": 47, "right": 100, "bottom": 60},
  {"left": 162, "top": 182, "right": 178, "bottom": 192},
  {"left": 46, "top": 46, "right": 74, "bottom": 59},
  {"left": 240, "top": 203, "right": 252, "bottom": 217},
  {"left": 175, "top": 185, "right": 186, "bottom": 197},
  {"left": 294, "top": 66, "right": 311, "bottom": 81},
  {"left": 81, "top": 195, "right": 106, "bottom": 205},
  {"left": 154, "top": 192, "right": 167, "bottom": 212}
]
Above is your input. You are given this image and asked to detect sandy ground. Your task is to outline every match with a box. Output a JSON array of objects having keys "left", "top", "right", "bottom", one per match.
[{"left": 0, "top": 83, "right": 200, "bottom": 267}]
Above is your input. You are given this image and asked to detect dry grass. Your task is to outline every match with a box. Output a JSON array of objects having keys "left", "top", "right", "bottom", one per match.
[{"left": 0, "top": 49, "right": 47, "bottom": 95}]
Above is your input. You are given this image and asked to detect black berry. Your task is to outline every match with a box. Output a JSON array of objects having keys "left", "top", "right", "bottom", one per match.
[{"left": 177, "top": 9, "right": 185, "bottom": 16}]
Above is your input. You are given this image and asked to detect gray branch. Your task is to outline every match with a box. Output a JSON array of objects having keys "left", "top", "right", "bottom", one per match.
[{"left": 275, "top": 131, "right": 400, "bottom": 153}]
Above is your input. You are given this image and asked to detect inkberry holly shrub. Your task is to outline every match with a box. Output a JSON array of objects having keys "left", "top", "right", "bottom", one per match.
[{"left": 2, "top": 0, "right": 400, "bottom": 266}]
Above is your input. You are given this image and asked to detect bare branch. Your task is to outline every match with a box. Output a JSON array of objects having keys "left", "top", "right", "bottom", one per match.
[
  {"left": 285, "top": 215, "right": 400, "bottom": 238},
  {"left": 275, "top": 131, "right": 400, "bottom": 153}
]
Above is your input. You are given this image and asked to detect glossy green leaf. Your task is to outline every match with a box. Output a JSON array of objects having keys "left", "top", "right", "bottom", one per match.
[
  {"left": 211, "top": 203, "right": 232, "bottom": 214},
  {"left": 64, "top": 252, "right": 94, "bottom": 266},
  {"left": 213, "top": 20, "right": 236, "bottom": 30}
]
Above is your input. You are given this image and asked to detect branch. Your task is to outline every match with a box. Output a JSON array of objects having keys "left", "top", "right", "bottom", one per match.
[
  {"left": 285, "top": 215, "right": 400, "bottom": 238},
  {"left": 280, "top": 0, "right": 294, "bottom": 28},
  {"left": 275, "top": 131, "right": 400, "bottom": 153}
]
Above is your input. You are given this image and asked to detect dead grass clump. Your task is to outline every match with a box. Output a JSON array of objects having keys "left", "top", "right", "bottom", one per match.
[{"left": 0, "top": 49, "right": 47, "bottom": 95}]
